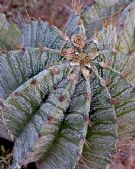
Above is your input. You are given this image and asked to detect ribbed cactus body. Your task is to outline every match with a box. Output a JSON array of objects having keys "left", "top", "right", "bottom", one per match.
[
  {"left": 0, "top": 1, "right": 135, "bottom": 169},
  {"left": 0, "top": 14, "right": 21, "bottom": 51}
]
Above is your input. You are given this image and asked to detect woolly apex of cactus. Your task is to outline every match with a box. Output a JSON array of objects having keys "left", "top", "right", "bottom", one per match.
[{"left": 0, "top": 1, "right": 135, "bottom": 169}]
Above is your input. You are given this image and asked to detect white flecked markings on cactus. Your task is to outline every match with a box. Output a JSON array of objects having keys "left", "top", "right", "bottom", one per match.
[{"left": 0, "top": 1, "right": 135, "bottom": 169}]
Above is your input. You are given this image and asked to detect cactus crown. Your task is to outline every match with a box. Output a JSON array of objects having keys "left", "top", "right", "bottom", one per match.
[{"left": 0, "top": 1, "right": 135, "bottom": 169}]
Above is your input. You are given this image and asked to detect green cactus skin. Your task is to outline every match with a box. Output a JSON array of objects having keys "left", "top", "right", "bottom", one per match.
[
  {"left": 0, "top": 1, "right": 135, "bottom": 169},
  {"left": 0, "top": 14, "right": 21, "bottom": 52}
]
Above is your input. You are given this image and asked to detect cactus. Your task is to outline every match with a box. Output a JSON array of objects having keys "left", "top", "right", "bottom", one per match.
[
  {"left": 0, "top": 1, "right": 135, "bottom": 169},
  {"left": 0, "top": 14, "right": 21, "bottom": 52},
  {"left": 82, "top": 0, "right": 134, "bottom": 38}
]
